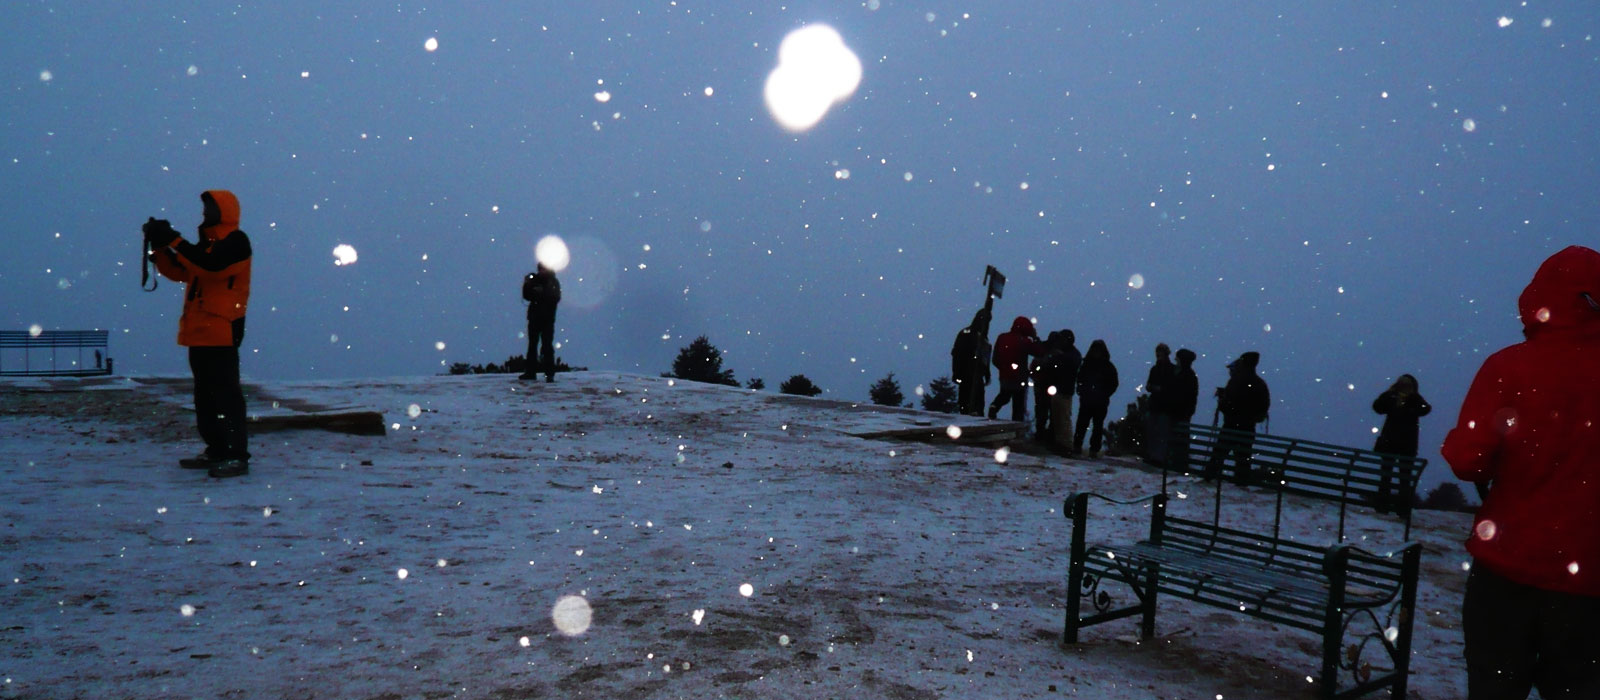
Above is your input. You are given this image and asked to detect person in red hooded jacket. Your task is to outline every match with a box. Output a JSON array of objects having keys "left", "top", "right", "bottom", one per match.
[
  {"left": 144, "top": 190, "right": 253, "bottom": 479},
  {"left": 1442, "top": 245, "right": 1600, "bottom": 699},
  {"left": 987, "top": 316, "right": 1043, "bottom": 422}
]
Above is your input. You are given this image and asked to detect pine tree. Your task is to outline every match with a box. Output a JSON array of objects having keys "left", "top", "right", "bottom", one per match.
[
  {"left": 667, "top": 336, "right": 739, "bottom": 386},
  {"left": 921, "top": 376, "right": 959, "bottom": 413},
  {"left": 869, "top": 372, "right": 905, "bottom": 407},
  {"left": 746, "top": 377, "right": 766, "bottom": 391},
  {"left": 779, "top": 374, "right": 823, "bottom": 396}
]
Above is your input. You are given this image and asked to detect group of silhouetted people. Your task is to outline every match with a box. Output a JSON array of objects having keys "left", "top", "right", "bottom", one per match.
[
  {"left": 951, "top": 312, "right": 1129, "bottom": 458},
  {"left": 949, "top": 309, "right": 1427, "bottom": 490}
]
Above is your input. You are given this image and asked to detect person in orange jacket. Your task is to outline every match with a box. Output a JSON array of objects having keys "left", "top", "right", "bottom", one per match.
[{"left": 144, "top": 190, "right": 253, "bottom": 478}]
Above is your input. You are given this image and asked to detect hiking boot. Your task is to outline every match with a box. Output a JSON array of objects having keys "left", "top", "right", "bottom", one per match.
[
  {"left": 517, "top": 372, "right": 538, "bottom": 380},
  {"left": 207, "top": 459, "right": 249, "bottom": 479},
  {"left": 179, "top": 452, "right": 221, "bottom": 470}
]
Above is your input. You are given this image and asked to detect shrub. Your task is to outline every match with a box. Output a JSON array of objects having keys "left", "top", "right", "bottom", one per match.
[
  {"left": 665, "top": 336, "right": 739, "bottom": 386},
  {"left": 920, "top": 376, "right": 959, "bottom": 413},
  {"left": 869, "top": 372, "right": 905, "bottom": 407},
  {"left": 779, "top": 374, "right": 823, "bottom": 397}
]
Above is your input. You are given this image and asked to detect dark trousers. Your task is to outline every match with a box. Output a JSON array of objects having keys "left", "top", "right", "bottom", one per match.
[
  {"left": 188, "top": 346, "right": 248, "bottom": 461},
  {"left": 1074, "top": 399, "right": 1109, "bottom": 454},
  {"left": 526, "top": 313, "right": 555, "bottom": 379},
  {"left": 1032, "top": 384, "right": 1054, "bottom": 439},
  {"left": 1144, "top": 411, "right": 1173, "bottom": 464},
  {"left": 956, "top": 370, "right": 985, "bottom": 416},
  {"left": 989, "top": 381, "right": 1027, "bottom": 422},
  {"left": 1465, "top": 563, "right": 1600, "bottom": 699},
  {"left": 1207, "top": 419, "right": 1256, "bottom": 482}
]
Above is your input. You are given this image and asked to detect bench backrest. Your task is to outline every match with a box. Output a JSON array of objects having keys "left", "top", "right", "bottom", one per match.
[
  {"left": 1167, "top": 422, "right": 1427, "bottom": 540},
  {"left": 0, "top": 330, "right": 112, "bottom": 376},
  {"left": 0, "top": 330, "right": 109, "bottom": 348}
]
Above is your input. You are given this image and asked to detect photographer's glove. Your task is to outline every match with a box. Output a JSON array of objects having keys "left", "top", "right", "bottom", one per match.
[{"left": 142, "top": 217, "right": 180, "bottom": 249}]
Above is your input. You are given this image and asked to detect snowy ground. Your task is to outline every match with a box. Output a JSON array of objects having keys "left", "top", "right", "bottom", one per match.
[{"left": 0, "top": 371, "right": 1472, "bottom": 699}]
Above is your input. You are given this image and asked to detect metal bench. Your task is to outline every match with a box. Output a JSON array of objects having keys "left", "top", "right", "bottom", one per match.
[
  {"left": 0, "top": 330, "right": 114, "bottom": 377},
  {"left": 1063, "top": 423, "right": 1427, "bottom": 699}
]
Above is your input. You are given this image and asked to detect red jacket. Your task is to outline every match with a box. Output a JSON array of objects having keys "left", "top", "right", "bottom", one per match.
[
  {"left": 991, "top": 316, "right": 1042, "bottom": 385},
  {"left": 1442, "top": 245, "right": 1600, "bottom": 596}
]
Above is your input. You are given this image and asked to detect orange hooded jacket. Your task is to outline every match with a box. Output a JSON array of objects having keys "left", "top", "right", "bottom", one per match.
[{"left": 151, "top": 190, "right": 253, "bottom": 347}]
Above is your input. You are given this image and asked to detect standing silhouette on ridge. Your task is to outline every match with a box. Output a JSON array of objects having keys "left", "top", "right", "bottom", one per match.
[
  {"left": 1072, "top": 339, "right": 1118, "bottom": 458},
  {"left": 951, "top": 308, "right": 992, "bottom": 416},
  {"left": 1207, "top": 351, "right": 1269, "bottom": 484},
  {"left": 521, "top": 263, "right": 561, "bottom": 382}
]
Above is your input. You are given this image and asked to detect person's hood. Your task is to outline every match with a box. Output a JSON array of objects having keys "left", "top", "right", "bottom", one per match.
[
  {"left": 1085, "top": 339, "right": 1109, "bottom": 362},
  {"left": 1228, "top": 351, "right": 1260, "bottom": 371},
  {"left": 201, "top": 190, "right": 240, "bottom": 241},
  {"left": 1008, "top": 316, "right": 1034, "bottom": 335},
  {"left": 1518, "top": 245, "right": 1600, "bottom": 337}
]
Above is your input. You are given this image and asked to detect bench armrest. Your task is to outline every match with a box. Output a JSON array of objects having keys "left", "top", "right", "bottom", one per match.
[{"left": 1063, "top": 491, "right": 1163, "bottom": 519}]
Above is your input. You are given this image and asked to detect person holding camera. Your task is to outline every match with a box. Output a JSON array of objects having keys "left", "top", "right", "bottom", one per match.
[
  {"left": 520, "top": 263, "right": 561, "bottom": 382},
  {"left": 143, "top": 190, "right": 252, "bottom": 479},
  {"left": 1371, "top": 374, "right": 1431, "bottom": 514},
  {"left": 1443, "top": 245, "right": 1600, "bottom": 699}
]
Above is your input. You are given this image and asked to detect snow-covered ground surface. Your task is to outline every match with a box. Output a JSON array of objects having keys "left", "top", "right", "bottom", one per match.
[{"left": 0, "top": 371, "right": 1471, "bottom": 699}]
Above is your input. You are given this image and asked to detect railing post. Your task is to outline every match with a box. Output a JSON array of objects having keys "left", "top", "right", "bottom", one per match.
[
  {"left": 1142, "top": 493, "right": 1167, "bottom": 640},
  {"left": 1320, "top": 546, "right": 1350, "bottom": 699},
  {"left": 1392, "top": 545, "right": 1421, "bottom": 699},
  {"left": 1063, "top": 494, "right": 1089, "bottom": 644}
]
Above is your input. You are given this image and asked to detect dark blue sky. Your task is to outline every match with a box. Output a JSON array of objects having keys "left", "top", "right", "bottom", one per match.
[{"left": 5, "top": 2, "right": 1596, "bottom": 491}]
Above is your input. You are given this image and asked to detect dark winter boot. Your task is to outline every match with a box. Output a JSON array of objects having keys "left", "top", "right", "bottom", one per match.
[
  {"left": 179, "top": 452, "right": 221, "bottom": 470},
  {"left": 518, "top": 372, "right": 537, "bottom": 380},
  {"left": 207, "top": 459, "right": 249, "bottom": 479}
]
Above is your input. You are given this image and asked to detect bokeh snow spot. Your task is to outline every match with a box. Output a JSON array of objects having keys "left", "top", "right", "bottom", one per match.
[
  {"left": 552, "top": 595, "right": 593, "bottom": 636},
  {"left": 407, "top": 404, "right": 422, "bottom": 419},
  {"left": 536, "top": 234, "right": 571, "bottom": 272},
  {"left": 946, "top": 425, "right": 963, "bottom": 440},
  {"left": 1128, "top": 273, "right": 1145, "bottom": 289},
  {"left": 424, "top": 37, "right": 439, "bottom": 52},
  {"left": 519, "top": 636, "right": 531, "bottom": 647},
  {"left": 28, "top": 324, "right": 43, "bottom": 337},
  {"left": 739, "top": 583, "right": 754, "bottom": 597},
  {"left": 332, "top": 244, "right": 358, "bottom": 266},
  {"left": 994, "top": 446, "right": 1009, "bottom": 464},
  {"left": 692, "top": 609, "right": 705, "bottom": 625},
  {"left": 1569, "top": 561, "right": 1581, "bottom": 575},
  {"left": 180, "top": 604, "right": 195, "bottom": 617},
  {"left": 1475, "top": 519, "right": 1497, "bottom": 541},
  {"left": 763, "top": 24, "right": 862, "bottom": 132},
  {"left": 778, "top": 634, "right": 791, "bottom": 646}
]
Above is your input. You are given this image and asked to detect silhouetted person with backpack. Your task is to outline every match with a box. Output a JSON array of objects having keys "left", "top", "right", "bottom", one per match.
[
  {"left": 1207, "top": 351, "right": 1269, "bottom": 484},
  {"left": 989, "top": 316, "right": 1043, "bottom": 422},
  {"left": 1030, "top": 331, "right": 1069, "bottom": 444},
  {"left": 520, "top": 263, "right": 561, "bottom": 382},
  {"left": 951, "top": 308, "right": 992, "bottom": 416},
  {"left": 1143, "top": 343, "right": 1177, "bottom": 465},
  {"left": 1371, "top": 374, "right": 1431, "bottom": 514},
  {"left": 1073, "top": 339, "right": 1118, "bottom": 458}
]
